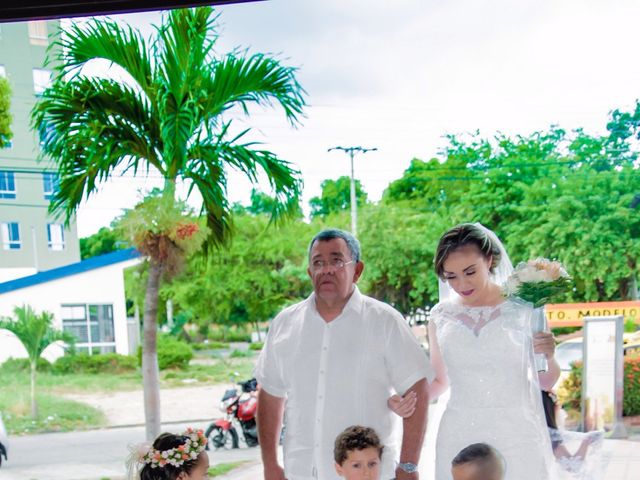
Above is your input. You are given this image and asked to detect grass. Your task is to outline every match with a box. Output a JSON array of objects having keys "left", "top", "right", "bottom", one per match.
[
  {"left": 0, "top": 356, "right": 256, "bottom": 435},
  {"left": 209, "top": 461, "right": 249, "bottom": 477},
  {"left": 0, "top": 391, "right": 105, "bottom": 434}
]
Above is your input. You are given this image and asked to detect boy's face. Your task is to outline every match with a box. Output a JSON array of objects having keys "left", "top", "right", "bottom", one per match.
[
  {"left": 451, "top": 460, "right": 503, "bottom": 480},
  {"left": 335, "top": 447, "right": 381, "bottom": 480}
]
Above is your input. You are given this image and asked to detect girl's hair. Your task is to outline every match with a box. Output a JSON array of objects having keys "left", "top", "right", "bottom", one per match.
[
  {"left": 140, "top": 433, "right": 202, "bottom": 480},
  {"left": 434, "top": 223, "right": 501, "bottom": 278}
]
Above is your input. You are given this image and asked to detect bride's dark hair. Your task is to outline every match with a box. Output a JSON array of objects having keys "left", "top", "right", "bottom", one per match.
[{"left": 434, "top": 223, "right": 502, "bottom": 278}]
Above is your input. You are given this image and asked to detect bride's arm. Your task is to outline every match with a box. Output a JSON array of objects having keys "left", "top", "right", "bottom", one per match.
[
  {"left": 535, "top": 331, "right": 561, "bottom": 390},
  {"left": 426, "top": 320, "right": 449, "bottom": 399}
]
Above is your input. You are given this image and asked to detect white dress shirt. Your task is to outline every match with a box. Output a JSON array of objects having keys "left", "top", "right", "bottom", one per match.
[{"left": 255, "top": 286, "right": 433, "bottom": 480}]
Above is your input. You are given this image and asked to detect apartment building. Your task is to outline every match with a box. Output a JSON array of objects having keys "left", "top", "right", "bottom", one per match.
[{"left": 0, "top": 20, "right": 81, "bottom": 282}]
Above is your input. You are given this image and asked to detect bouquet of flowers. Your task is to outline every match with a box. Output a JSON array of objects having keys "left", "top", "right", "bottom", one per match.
[{"left": 503, "top": 258, "right": 572, "bottom": 308}]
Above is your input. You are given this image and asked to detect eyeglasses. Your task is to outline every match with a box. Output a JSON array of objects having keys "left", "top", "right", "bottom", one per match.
[{"left": 310, "top": 259, "right": 354, "bottom": 272}]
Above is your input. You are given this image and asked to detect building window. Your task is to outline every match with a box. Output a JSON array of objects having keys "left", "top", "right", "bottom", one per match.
[
  {"left": 28, "top": 21, "right": 48, "bottom": 46},
  {"left": 47, "top": 223, "right": 65, "bottom": 250},
  {"left": 0, "top": 171, "right": 16, "bottom": 199},
  {"left": 32, "top": 68, "right": 52, "bottom": 95},
  {"left": 1, "top": 222, "right": 21, "bottom": 250},
  {"left": 61, "top": 304, "right": 116, "bottom": 354},
  {"left": 43, "top": 172, "right": 59, "bottom": 200}
]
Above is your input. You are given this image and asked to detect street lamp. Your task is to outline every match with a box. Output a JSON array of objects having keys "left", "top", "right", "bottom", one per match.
[{"left": 327, "top": 145, "right": 377, "bottom": 237}]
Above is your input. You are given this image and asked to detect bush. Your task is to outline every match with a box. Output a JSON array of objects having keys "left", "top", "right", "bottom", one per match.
[
  {"left": 0, "top": 357, "right": 52, "bottom": 372},
  {"left": 558, "top": 355, "right": 640, "bottom": 416},
  {"left": 207, "top": 325, "right": 251, "bottom": 343},
  {"left": 552, "top": 326, "right": 582, "bottom": 336},
  {"left": 248, "top": 342, "right": 263, "bottom": 351},
  {"left": 138, "top": 334, "right": 193, "bottom": 370},
  {"left": 52, "top": 353, "right": 137, "bottom": 374}
]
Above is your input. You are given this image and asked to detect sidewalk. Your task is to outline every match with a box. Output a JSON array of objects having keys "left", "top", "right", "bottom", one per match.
[{"left": 59, "top": 385, "right": 640, "bottom": 480}]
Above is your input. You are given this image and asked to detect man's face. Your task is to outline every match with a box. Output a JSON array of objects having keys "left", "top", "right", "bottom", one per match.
[
  {"left": 451, "top": 461, "right": 503, "bottom": 480},
  {"left": 334, "top": 447, "right": 381, "bottom": 480},
  {"left": 307, "top": 238, "right": 363, "bottom": 304}
]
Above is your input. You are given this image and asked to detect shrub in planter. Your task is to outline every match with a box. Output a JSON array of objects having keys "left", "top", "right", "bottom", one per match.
[{"left": 558, "top": 355, "right": 640, "bottom": 417}]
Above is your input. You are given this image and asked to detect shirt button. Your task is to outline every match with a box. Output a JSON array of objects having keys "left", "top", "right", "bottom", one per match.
[
  {"left": 318, "top": 395, "right": 323, "bottom": 399},
  {"left": 323, "top": 347, "right": 327, "bottom": 351}
]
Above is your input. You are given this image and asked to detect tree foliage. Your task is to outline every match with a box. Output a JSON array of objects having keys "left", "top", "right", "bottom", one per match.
[
  {"left": 309, "top": 176, "right": 368, "bottom": 218},
  {"left": 0, "top": 76, "right": 12, "bottom": 148}
]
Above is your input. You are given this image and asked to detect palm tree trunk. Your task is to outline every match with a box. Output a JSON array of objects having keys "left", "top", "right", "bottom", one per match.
[
  {"left": 30, "top": 359, "right": 38, "bottom": 419},
  {"left": 142, "top": 260, "right": 163, "bottom": 440}
]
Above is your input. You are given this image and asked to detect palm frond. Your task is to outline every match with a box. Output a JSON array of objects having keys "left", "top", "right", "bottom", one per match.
[
  {"left": 52, "top": 17, "right": 155, "bottom": 99},
  {"left": 32, "top": 76, "right": 161, "bottom": 221},
  {"left": 182, "top": 145, "right": 232, "bottom": 247},
  {"left": 202, "top": 52, "right": 306, "bottom": 126}
]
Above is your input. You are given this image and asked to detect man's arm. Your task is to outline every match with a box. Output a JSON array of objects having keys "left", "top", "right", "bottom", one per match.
[
  {"left": 257, "top": 388, "right": 286, "bottom": 480},
  {"left": 397, "top": 377, "right": 429, "bottom": 480}
]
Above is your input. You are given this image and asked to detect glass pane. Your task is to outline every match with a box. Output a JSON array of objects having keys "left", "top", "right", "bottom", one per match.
[{"left": 63, "top": 320, "right": 88, "bottom": 343}]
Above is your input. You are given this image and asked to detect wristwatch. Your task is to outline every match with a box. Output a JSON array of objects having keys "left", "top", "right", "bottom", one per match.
[{"left": 397, "top": 462, "right": 418, "bottom": 473}]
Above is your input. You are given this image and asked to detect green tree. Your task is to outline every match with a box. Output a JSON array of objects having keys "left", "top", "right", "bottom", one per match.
[
  {"left": 32, "top": 7, "right": 305, "bottom": 439},
  {"left": 80, "top": 225, "right": 128, "bottom": 259},
  {"left": 0, "top": 76, "right": 12, "bottom": 148},
  {"left": 0, "top": 305, "right": 73, "bottom": 418},
  {"left": 167, "top": 210, "right": 315, "bottom": 338},
  {"left": 309, "top": 176, "right": 368, "bottom": 218}
]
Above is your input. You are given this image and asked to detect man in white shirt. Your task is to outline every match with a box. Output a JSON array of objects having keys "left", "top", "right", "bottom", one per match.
[{"left": 255, "top": 229, "right": 432, "bottom": 480}]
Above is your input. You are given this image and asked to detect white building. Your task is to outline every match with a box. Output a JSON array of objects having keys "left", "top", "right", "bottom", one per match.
[{"left": 0, "top": 248, "right": 141, "bottom": 363}]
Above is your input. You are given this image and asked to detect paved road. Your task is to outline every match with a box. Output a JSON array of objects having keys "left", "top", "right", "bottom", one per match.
[{"left": 0, "top": 421, "right": 261, "bottom": 480}]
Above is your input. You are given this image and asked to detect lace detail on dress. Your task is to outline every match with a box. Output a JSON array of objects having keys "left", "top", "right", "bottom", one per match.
[{"left": 431, "top": 301, "right": 505, "bottom": 337}]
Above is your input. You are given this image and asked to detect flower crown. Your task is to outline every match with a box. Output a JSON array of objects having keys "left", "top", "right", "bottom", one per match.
[{"left": 138, "top": 428, "right": 207, "bottom": 469}]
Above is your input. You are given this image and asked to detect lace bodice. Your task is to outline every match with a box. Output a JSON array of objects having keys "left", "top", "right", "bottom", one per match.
[{"left": 431, "top": 299, "right": 534, "bottom": 409}]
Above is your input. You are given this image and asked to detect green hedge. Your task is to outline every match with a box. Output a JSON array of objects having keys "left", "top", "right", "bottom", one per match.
[
  {"left": 559, "top": 355, "right": 640, "bottom": 416},
  {"left": 138, "top": 334, "right": 193, "bottom": 370},
  {"left": 248, "top": 342, "right": 264, "bottom": 351},
  {"left": 52, "top": 353, "right": 137, "bottom": 374},
  {"left": 207, "top": 325, "right": 251, "bottom": 343},
  {"left": 0, "top": 357, "right": 52, "bottom": 372}
]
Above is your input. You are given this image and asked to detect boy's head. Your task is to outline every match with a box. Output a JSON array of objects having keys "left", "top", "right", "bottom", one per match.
[
  {"left": 451, "top": 443, "right": 505, "bottom": 480},
  {"left": 334, "top": 425, "right": 383, "bottom": 480}
]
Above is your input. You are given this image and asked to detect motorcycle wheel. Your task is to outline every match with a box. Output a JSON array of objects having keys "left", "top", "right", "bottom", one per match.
[{"left": 205, "top": 425, "right": 239, "bottom": 450}]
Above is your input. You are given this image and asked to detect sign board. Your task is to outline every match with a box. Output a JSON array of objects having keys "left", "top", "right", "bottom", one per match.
[
  {"left": 581, "top": 316, "right": 627, "bottom": 438},
  {"left": 545, "top": 301, "right": 640, "bottom": 328}
]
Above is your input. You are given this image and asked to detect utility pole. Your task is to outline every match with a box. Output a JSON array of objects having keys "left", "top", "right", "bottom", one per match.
[{"left": 327, "top": 146, "right": 377, "bottom": 237}]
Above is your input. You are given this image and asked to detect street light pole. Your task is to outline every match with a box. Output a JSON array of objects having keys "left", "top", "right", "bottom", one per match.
[{"left": 327, "top": 145, "right": 377, "bottom": 237}]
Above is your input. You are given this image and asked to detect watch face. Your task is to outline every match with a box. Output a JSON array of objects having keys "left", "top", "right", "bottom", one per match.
[{"left": 399, "top": 462, "right": 418, "bottom": 473}]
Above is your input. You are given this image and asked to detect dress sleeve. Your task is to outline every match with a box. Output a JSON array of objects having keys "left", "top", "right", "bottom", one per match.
[
  {"left": 253, "top": 314, "right": 287, "bottom": 398},
  {"left": 384, "top": 310, "right": 435, "bottom": 395}
]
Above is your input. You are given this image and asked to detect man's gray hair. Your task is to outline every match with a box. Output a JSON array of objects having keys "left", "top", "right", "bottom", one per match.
[{"left": 308, "top": 229, "right": 361, "bottom": 262}]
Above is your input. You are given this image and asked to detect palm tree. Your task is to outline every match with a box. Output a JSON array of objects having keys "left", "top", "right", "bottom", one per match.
[
  {"left": 32, "top": 7, "right": 306, "bottom": 439},
  {"left": 0, "top": 305, "right": 73, "bottom": 419}
]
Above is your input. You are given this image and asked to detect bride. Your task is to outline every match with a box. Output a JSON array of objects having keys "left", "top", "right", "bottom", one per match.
[{"left": 391, "top": 223, "right": 560, "bottom": 479}]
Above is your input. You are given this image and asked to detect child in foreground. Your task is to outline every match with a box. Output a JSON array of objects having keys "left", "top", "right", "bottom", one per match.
[
  {"left": 334, "top": 425, "right": 383, "bottom": 480},
  {"left": 125, "top": 428, "right": 209, "bottom": 480},
  {"left": 451, "top": 442, "right": 505, "bottom": 480}
]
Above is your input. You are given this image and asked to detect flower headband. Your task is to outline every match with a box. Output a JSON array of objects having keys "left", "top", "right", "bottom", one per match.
[{"left": 126, "top": 428, "right": 207, "bottom": 478}]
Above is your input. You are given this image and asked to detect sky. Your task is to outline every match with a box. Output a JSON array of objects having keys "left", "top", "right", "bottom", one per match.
[{"left": 71, "top": 0, "right": 640, "bottom": 237}]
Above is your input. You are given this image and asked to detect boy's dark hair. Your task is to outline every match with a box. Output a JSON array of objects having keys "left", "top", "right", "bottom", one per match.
[
  {"left": 140, "top": 433, "right": 201, "bottom": 480},
  {"left": 451, "top": 442, "right": 504, "bottom": 469},
  {"left": 334, "top": 425, "right": 384, "bottom": 465}
]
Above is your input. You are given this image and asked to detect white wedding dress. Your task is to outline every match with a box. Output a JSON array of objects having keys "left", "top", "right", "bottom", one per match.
[{"left": 429, "top": 299, "right": 554, "bottom": 480}]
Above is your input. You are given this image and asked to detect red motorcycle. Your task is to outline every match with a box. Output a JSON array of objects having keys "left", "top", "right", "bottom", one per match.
[{"left": 205, "top": 377, "right": 259, "bottom": 450}]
